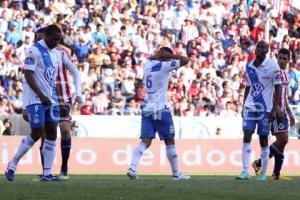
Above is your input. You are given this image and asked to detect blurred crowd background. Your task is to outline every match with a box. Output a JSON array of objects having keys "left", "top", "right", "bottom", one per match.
[{"left": 0, "top": 0, "right": 299, "bottom": 119}]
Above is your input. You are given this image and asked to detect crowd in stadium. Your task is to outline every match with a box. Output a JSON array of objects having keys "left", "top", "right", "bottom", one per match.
[{"left": 0, "top": 0, "right": 299, "bottom": 117}]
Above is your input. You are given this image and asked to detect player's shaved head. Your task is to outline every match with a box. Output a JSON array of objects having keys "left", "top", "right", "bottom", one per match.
[
  {"left": 255, "top": 40, "right": 269, "bottom": 60},
  {"left": 44, "top": 24, "right": 63, "bottom": 49}
]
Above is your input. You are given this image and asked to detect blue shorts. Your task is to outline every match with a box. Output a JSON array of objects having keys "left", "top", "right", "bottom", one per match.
[
  {"left": 242, "top": 109, "right": 271, "bottom": 136},
  {"left": 26, "top": 104, "right": 60, "bottom": 128},
  {"left": 140, "top": 108, "right": 175, "bottom": 140},
  {"left": 271, "top": 115, "right": 289, "bottom": 135}
]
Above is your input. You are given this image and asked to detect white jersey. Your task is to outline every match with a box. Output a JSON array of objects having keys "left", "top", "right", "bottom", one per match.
[
  {"left": 142, "top": 59, "right": 180, "bottom": 112},
  {"left": 56, "top": 47, "right": 81, "bottom": 103},
  {"left": 22, "top": 40, "right": 60, "bottom": 106},
  {"left": 245, "top": 58, "right": 281, "bottom": 112}
]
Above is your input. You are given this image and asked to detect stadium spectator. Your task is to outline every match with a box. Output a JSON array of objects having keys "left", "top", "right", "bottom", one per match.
[
  {"left": 0, "top": 0, "right": 298, "bottom": 118},
  {"left": 2, "top": 117, "right": 14, "bottom": 135}
]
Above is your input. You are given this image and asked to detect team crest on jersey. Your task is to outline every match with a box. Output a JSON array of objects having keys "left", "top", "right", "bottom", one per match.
[
  {"left": 251, "top": 83, "right": 264, "bottom": 97},
  {"left": 24, "top": 57, "right": 35, "bottom": 65},
  {"left": 44, "top": 66, "right": 56, "bottom": 83},
  {"left": 278, "top": 123, "right": 284, "bottom": 129}
]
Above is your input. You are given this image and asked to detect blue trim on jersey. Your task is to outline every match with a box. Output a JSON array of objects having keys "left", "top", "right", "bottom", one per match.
[
  {"left": 171, "top": 60, "right": 177, "bottom": 68},
  {"left": 151, "top": 62, "right": 162, "bottom": 72},
  {"left": 246, "top": 64, "right": 267, "bottom": 110},
  {"left": 34, "top": 43, "right": 58, "bottom": 103},
  {"left": 34, "top": 43, "right": 54, "bottom": 69}
]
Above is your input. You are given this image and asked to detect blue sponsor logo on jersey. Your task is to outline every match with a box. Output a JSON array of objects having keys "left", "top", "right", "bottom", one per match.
[
  {"left": 24, "top": 57, "right": 35, "bottom": 65},
  {"left": 44, "top": 66, "right": 56, "bottom": 83},
  {"left": 251, "top": 82, "right": 264, "bottom": 97}
]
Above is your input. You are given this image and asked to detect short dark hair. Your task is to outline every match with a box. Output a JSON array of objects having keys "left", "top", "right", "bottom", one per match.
[
  {"left": 35, "top": 27, "right": 47, "bottom": 34},
  {"left": 45, "top": 24, "right": 62, "bottom": 35},
  {"left": 160, "top": 47, "right": 173, "bottom": 54},
  {"left": 278, "top": 48, "right": 291, "bottom": 58}
]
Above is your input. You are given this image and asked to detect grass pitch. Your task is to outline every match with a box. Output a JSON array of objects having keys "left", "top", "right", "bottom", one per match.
[{"left": 0, "top": 175, "right": 299, "bottom": 200}]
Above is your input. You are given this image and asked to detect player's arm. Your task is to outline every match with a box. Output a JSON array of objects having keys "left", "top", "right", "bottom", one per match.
[
  {"left": 62, "top": 52, "right": 82, "bottom": 103},
  {"left": 286, "top": 101, "right": 296, "bottom": 127},
  {"left": 24, "top": 50, "right": 51, "bottom": 106},
  {"left": 165, "top": 53, "right": 189, "bottom": 67},
  {"left": 270, "top": 68, "right": 282, "bottom": 121}
]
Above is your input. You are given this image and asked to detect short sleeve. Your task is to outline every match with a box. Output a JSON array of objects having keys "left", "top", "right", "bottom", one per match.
[
  {"left": 164, "top": 59, "right": 180, "bottom": 72},
  {"left": 273, "top": 64, "right": 282, "bottom": 85},
  {"left": 24, "top": 47, "right": 37, "bottom": 71}
]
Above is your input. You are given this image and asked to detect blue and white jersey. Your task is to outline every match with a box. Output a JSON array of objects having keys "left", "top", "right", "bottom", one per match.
[
  {"left": 245, "top": 58, "right": 281, "bottom": 112},
  {"left": 22, "top": 40, "right": 60, "bottom": 106},
  {"left": 142, "top": 59, "right": 180, "bottom": 112}
]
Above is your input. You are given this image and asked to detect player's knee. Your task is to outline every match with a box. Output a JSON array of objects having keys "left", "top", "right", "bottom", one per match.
[
  {"left": 259, "top": 135, "right": 268, "bottom": 147},
  {"left": 164, "top": 138, "right": 175, "bottom": 145},
  {"left": 141, "top": 138, "right": 152, "bottom": 147},
  {"left": 243, "top": 132, "right": 252, "bottom": 143}
]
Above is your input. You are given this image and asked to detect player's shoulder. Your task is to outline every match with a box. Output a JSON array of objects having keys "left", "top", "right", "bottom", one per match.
[{"left": 265, "top": 58, "right": 278, "bottom": 68}]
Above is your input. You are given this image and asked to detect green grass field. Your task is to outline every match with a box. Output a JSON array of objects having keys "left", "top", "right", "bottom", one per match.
[{"left": 1, "top": 175, "right": 299, "bottom": 200}]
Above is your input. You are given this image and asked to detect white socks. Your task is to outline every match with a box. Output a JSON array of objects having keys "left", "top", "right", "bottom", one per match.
[
  {"left": 129, "top": 142, "right": 147, "bottom": 171},
  {"left": 166, "top": 144, "right": 179, "bottom": 177},
  {"left": 42, "top": 139, "right": 56, "bottom": 176},
  {"left": 11, "top": 135, "right": 35, "bottom": 170},
  {"left": 242, "top": 143, "right": 251, "bottom": 173},
  {"left": 260, "top": 147, "right": 270, "bottom": 175}
]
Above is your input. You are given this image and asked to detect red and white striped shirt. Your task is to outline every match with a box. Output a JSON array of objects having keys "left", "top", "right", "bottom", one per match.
[
  {"left": 56, "top": 47, "right": 81, "bottom": 104},
  {"left": 279, "top": 69, "right": 289, "bottom": 112}
]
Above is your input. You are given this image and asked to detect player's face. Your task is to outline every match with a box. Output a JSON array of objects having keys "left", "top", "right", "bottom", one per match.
[
  {"left": 277, "top": 53, "right": 289, "bottom": 70},
  {"left": 255, "top": 41, "right": 269, "bottom": 59},
  {"left": 45, "top": 31, "right": 63, "bottom": 49},
  {"left": 34, "top": 32, "right": 45, "bottom": 43}
]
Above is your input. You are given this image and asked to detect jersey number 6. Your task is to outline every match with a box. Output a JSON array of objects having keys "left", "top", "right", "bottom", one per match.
[{"left": 146, "top": 75, "right": 152, "bottom": 88}]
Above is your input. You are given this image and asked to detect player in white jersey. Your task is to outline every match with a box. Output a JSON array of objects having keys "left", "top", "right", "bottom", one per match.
[
  {"left": 236, "top": 41, "right": 282, "bottom": 181},
  {"left": 127, "top": 47, "right": 191, "bottom": 180},
  {"left": 252, "top": 48, "right": 295, "bottom": 180},
  {"left": 5, "top": 24, "right": 63, "bottom": 182},
  {"left": 22, "top": 27, "right": 82, "bottom": 180}
]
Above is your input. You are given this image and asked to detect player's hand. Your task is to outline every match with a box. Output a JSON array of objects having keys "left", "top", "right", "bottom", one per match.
[
  {"left": 22, "top": 109, "right": 29, "bottom": 122},
  {"left": 39, "top": 95, "right": 52, "bottom": 106},
  {"left": 290, "top": 116, "right": 296, "bottom": 127},
  {"left": 74, "top": 96, "right": 82, "bottom": 105},
  {"left": 276, "top": 109, "right": 285, "bottom": 119},
  {"left": 268, "top": 110, "right": 277, "bottom": 122},
  {"left": 60, "top": 104, "right": 69, "bottom": 116}
]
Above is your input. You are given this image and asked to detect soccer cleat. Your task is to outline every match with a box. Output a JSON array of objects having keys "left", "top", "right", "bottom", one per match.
[
  {"left": 257, "top": 174, "right": 267, "bottom": 181},
  {"left": 172, "top": 172, "right": 191, "bottom": 180},
  {"left": 270, "top": 175, "right": 292, "bottom": 181},
  {"left": 251, "top": 161, "right": 261, "bottom": 176},
  {"left": 235, "top": 171, "right": 251, "bottom": 180},
  {"left": 58, "top": 171, "right": 70, "bottom": 180},
  {"left": 40, "top": 174, "right": 62, "bottom": 182},
  {"left": 127, "top": 168, "right": 139, "bottom": 180},
  {"left": 5, "top": 162, "right": 16, "bottom": 181}
]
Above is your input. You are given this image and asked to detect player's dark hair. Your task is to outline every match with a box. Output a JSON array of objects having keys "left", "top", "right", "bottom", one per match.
[
  {"left": 35, "top": 27, "right": 47, "bottom": 34},
  {"left": 278, "top": 48, "right": 291, "bottom": 58},
  {"left": 160, "top": 47, "right": 173, "bottom": 55},
  {"left": 45, "top": 24, "right": 62, "bottom": 35}
]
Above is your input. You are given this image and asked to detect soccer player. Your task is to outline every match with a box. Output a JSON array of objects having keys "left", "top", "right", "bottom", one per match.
[
  {"left": 127, "top": 47, "right": 191, "bottom": 180},
  {"left": 252, "top": 48, "right": 295, "bottom": 180},
  {"left": 236, "top": 41, "right": 282, "bottom": 181},
  {"left": 24, "top": 26, "right": 82, "bottom": 180},
  {"left": 5, "top": 24, "right": 63, "bottom": 181}
]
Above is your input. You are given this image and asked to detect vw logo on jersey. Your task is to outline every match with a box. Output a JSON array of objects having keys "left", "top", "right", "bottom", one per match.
[
  {"left": 251, "top": 83, "right": 264, "bottom": 97},
  {"left": 44, "top": 66, "right": 56, "bottom": 83}
]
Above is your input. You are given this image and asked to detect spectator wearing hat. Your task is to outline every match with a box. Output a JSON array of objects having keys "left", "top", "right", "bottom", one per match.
[{"left": 181, "top": 16, "right": 199, "bottom": 44}]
